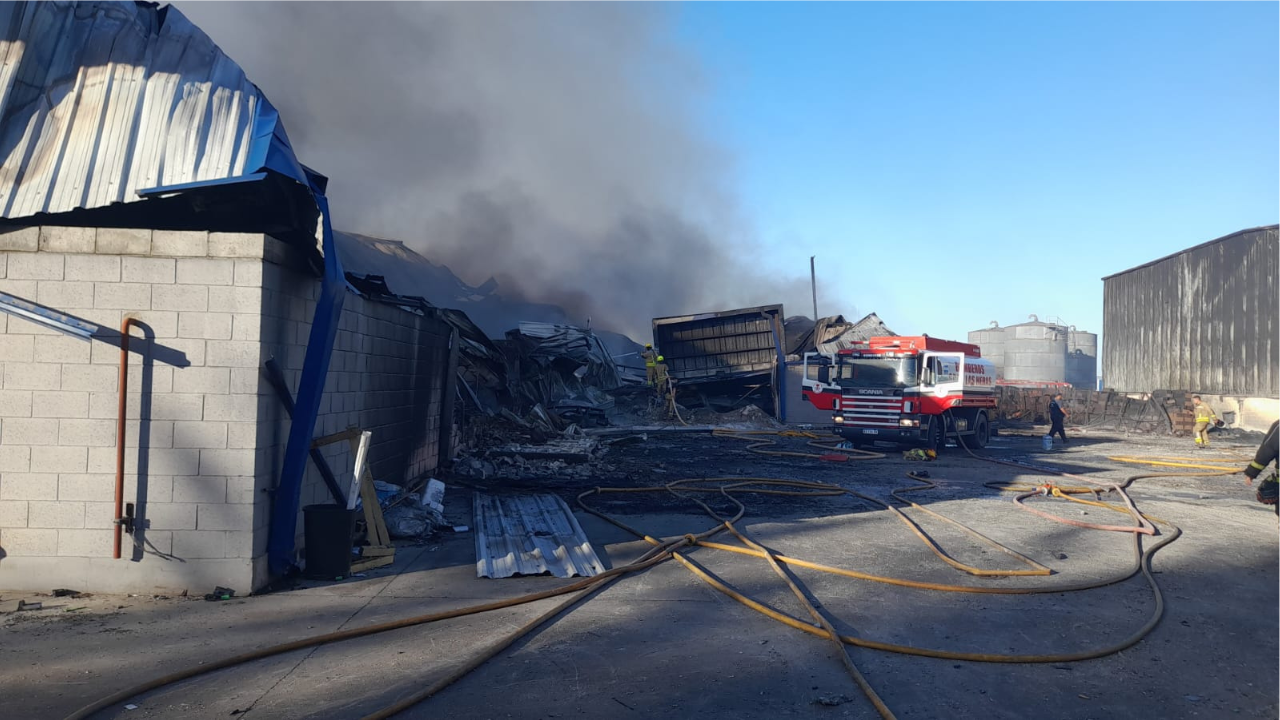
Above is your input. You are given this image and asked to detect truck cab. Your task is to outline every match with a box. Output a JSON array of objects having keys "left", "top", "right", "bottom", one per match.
[{"left": 800, "top": 336, "right": 997, "bottom": 452}]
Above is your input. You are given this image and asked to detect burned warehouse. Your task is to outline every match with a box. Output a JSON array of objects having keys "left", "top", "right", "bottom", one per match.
[{"left": 0, "top": 3, "right": 1278, "bottom": 720}]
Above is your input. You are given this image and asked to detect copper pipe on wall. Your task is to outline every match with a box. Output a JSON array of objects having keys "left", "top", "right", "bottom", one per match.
[{"left": 114, "top": 316, "right": 139, "bottom": 560}]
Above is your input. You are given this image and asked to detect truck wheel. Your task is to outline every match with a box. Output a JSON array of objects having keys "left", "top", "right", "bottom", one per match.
[
  {"left": 926, "top": 420, "right": 945, "bottom": 454},
  {"left": 972, "top": 414, "right": 990, "bottom": 449}
]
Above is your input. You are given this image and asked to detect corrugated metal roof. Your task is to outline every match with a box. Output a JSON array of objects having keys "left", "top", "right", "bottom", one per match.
[
  {"left": 1101, "top": 224, "right": 1280, "bottom": 280},
  {"left": 473, "top": 491, "right": 605, "bottom": 579},
  {"left": 0, "top": 1, "right": 313, "bottom": 220}
]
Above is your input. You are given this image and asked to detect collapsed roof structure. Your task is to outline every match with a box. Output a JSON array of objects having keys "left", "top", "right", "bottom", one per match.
[{"left": 786, "top": 312, "right": 897, "bottom": 357}]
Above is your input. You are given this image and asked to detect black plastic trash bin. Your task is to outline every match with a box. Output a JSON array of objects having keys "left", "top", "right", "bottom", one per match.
[{"left": 303, "top": 504, "right": 355, "bottom": 579}]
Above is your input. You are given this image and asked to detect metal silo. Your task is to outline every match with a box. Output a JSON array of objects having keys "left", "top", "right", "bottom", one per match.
[
  {"left": 1067, "top": 329, "right": 1098, "bottom": 389},
  {"left": 1003, "top": 315, "right": 1068, "bottom": 382},
  {"left": 967, "top": 321, "right": 1006, "bottom": 379}
]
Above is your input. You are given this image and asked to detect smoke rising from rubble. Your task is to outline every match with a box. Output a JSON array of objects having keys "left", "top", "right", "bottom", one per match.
[{"left": 179, "top": 2, "right": 814, "bottom": 338}]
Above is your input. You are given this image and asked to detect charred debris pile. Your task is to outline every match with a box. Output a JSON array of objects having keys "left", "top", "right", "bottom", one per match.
[{"left": 348, "top": 273, "right": 865, "bottom": 480}]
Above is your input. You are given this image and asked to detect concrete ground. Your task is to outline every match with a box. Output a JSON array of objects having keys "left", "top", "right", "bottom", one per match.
[{"left": 2, "top": 429, "right": 1276, "bottom": 719}]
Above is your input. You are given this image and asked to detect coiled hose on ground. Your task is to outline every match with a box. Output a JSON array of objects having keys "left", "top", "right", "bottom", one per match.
[{"left": 65, "top": 429, "right": 1243, "bottom": 720}]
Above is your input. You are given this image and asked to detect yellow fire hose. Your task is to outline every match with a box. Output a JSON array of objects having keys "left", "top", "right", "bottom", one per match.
[
  {"left": 64, "top": 430, "right": 1243, "bottom": 720},
  {"left": 1106, "top": 455, "right": 1247, "bottom": 471}
]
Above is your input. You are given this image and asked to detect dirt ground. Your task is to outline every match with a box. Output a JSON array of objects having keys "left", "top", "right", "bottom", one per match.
[{"left": 2, "top": 428, "right": 1277, "bottom": 719}]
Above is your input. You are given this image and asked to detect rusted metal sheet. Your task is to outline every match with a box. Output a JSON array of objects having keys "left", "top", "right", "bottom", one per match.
[
  {"left": 0, "top": 2, "right": 306, "bottom": 220},
  {"left": 473, "top": 492, "right": 604, "bottom": 579},
  {"left": 1101, "top": 225, "right": 1278, "bottom": 396}
]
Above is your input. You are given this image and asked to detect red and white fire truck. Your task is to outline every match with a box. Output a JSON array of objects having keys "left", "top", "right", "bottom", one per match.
[{"left": 800, "top": 336, "right": 997, "bottom": 451}]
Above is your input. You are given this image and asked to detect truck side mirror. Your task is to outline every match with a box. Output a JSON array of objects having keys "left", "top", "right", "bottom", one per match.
[{"left": 818, "top": 365, "right": 830, "bottom": 383}]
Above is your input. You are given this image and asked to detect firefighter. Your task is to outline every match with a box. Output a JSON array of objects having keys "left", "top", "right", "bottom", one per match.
[
  {"left": 1191, "top": 395, "right": 1218, "bottom": 449},
  {"left": 1048, "top": 393, "right": 1069, "bottom": 445},
  {"left": 654, "top": 355, "right": 669, "bottom": 394},
  {"left": 641, "top": 344, "right": 657, "bottom": 386},
  {"left": 1243, "top": 420, "right": 1278, "bottom": 513}
]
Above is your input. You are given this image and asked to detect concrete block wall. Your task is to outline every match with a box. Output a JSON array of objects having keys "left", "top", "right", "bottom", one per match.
[
  {"left": 0, "top": 227, "right": 284, "bottom": 593},
  {"left": 0, "top": 226, "right": 456, "bottom": 592},
  {"left": 258, "top": 261, "right": 453, "bottom": 561}
]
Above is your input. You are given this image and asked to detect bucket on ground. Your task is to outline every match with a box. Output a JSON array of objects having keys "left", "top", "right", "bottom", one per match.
[
  {"left": 303, "top": 504, "right": 356, "bottom": 579},
  {"left": 1042, "top": 435, "right": 1054, "bottom": 451}
]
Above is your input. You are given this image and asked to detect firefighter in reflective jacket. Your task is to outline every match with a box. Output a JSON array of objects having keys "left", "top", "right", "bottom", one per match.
[
  {"left": 641, "top": 344, "right": 657, "bottom": 386},
  {"left": 1192, "top": 395, "right": 1218, "bottom": 448},
  {"left": 654, "top": 355, "right": 669, "bottom": 393},
  {"left": 1244, "top": 420, "right": 1279, "bottom": 513}
]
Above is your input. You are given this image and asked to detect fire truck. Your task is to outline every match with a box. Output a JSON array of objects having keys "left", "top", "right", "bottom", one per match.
[{"left": 800, "top": 336, "right": 997, "bottom": 451}]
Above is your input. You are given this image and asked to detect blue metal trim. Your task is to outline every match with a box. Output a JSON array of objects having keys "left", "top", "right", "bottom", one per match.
[
  {"left": 0, "top": 292, "right": 96, "bottom": 339},
  {"left": 266, "top": 193, "right": 346, "bottom": 575},
  {"left": 136, "top": 172, "right": 268, "bottom": 198},
  {"left": 244, "top": 95, "right": 312, "bottom": 191}
]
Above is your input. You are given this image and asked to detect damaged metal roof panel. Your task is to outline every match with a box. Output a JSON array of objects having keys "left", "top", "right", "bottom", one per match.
[
  {"left": 0, "top": 1, "right": 312, "bottom": 221},
  {"left": 651, "top": 304, "right": 785, "bottom": 383},
  {"left": 787, "top": 312, "right": 897, "bottom": 357},
  {"left": 473, "top": 491, "right": 605, "bottom": 579}
]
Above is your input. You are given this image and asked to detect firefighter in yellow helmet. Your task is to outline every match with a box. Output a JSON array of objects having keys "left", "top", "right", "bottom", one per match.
[
  {"left": 1191, "top": 395, "right": 1218, "bottom": 449},
  {"left": 654, "top": 355, "right": 669, "bottom": 394},
  {"left": 641, "top": 344, "right": 657, "bottom": 386}
]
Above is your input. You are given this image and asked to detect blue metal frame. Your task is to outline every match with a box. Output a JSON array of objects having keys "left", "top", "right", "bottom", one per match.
[{"left": 266, "top": 194, "right": 347, "bottom": 575}]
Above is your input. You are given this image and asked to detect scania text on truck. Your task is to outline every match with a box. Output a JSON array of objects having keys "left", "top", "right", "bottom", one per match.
[{"left": 800, "top": 336, "right": 997, "bottom": 451}]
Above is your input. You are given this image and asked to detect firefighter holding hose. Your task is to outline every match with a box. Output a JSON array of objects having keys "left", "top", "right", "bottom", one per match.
[
  {"left": 1244, "top": 420, "right": 1278, "bottom": 513},
  {"left": 642, "top": 344, "right": 657, "bottom": 386}
]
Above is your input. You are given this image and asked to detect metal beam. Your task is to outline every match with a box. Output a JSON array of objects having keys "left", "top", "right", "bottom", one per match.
[{"left": 0, "top": 292, "right": 96, "bottom": 339}]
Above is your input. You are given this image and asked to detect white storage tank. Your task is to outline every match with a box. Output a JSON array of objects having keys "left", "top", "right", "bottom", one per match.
[
  {"left": 1003, "top": 316, "right": 1068, "bottom": 383},
  {"left": 967, "top": 322, "right": 1006, "bottom": 380},
  {"left": 1067, "top": 329, "right": 1098, "bottom": 389}
]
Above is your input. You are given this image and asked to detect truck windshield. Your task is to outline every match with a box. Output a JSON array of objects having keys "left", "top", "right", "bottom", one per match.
[{"left": 833, "top": 357, "right": 918, "bottom": 388}]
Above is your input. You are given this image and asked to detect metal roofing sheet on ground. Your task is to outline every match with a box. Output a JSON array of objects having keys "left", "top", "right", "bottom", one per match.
[
  {"left": 473, "top": 491, "right": 605, "bottom": 579},
  {"left": 0, "top": 1, "right": 312, "bottom": 220}
]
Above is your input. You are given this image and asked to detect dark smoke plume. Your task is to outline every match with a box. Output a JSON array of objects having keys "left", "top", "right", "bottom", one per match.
[{"left": 180, "top": 2, "right": 812, "bottom": 338}]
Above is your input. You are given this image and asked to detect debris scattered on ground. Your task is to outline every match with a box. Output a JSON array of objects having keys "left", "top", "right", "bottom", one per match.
[
  {"left": 203, "top": 587, "right": 235, "bottom": 602},
  {"left": 373, "top": 480, "right": 401, "bottom": 507},
  {"left": 367, "top": 478, "right": 450, "bottom": 540},
  {"left": 903, "top": 448, "right": 937, "bottom": 461},
  {"left": 503, "top": 322, "right": 624, "bottom": 428},
  {"left": 423, "top": 478, "right": 446, "bottom": 512},
  {"left": 814, "top": 694, "right": 853, "bottom": 707},
  {"left": 52, "top": 589, "right": 88, "bottom": 598},
  {"left": 1, "top": 599, "right": 43, "bottom": 613},
  {"left": 605, "top": 433, "right": 648, "bottom": 447},
  {"left": 383, "top": 503, "right": 445, "bottom": 539},
  {"left": 455, "top": 432, "right": 610, "bottom": 481},
  {"left": 487, "top": 438, "right": 599, "bottom": 464}
]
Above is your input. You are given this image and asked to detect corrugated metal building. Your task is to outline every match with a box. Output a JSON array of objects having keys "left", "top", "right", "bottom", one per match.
[{"left": 1102, "top": 225, "right": 1279, "bottom": 396}]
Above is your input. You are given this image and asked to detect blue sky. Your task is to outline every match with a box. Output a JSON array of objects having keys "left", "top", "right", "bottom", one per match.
[{"left": 675, "top": 2, "right": 1279, "bottom": 344}]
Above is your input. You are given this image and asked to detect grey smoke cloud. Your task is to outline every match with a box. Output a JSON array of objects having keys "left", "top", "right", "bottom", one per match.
[{"left": 179, "top": 2, "right": 814, "bottom": 338}]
